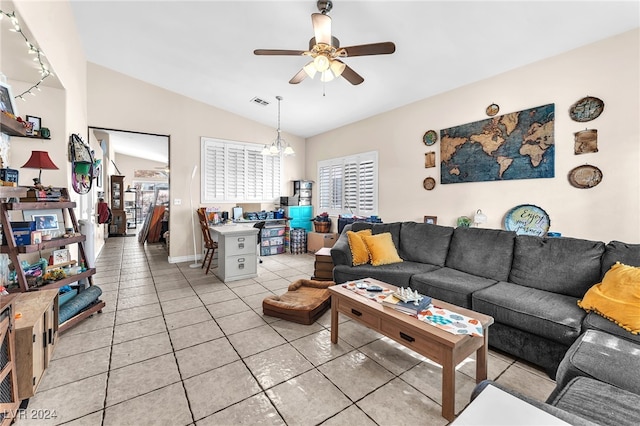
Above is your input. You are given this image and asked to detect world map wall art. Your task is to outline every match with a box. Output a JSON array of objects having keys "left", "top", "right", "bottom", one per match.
[{"left": 440, "top": 103, "right": 555, "bottom": 184}]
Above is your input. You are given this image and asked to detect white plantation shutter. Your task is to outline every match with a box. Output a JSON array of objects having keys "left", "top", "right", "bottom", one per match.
[
  {"left": 317, "top": 151, "right": 377, "bottom": 216},
  {"left": 201, "top": 137, "right": 281, "bottom": 203}
]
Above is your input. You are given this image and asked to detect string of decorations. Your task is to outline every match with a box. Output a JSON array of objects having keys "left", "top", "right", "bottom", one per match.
[{"left": 0, "top": 9, "right": 53, "bottom": 101}]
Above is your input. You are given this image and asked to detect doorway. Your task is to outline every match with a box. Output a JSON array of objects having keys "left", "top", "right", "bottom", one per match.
[{"left": 87, "top": 127, "right": 170, "bottom": 240}]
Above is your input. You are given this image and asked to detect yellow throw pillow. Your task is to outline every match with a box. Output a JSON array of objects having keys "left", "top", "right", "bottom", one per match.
[
  {"left": 347, "top": 229, "right": 372, "bottom": 266},
  {"left": 578, "top": 262, "right": 640, "bottom": 334},
  {"left": 362, "top": 232, "right": 403, "bottom": 266}
]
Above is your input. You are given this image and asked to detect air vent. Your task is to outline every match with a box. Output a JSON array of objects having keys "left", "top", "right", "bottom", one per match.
[{"left": 250, "top": 97, "right": 270, "bottom": 106}]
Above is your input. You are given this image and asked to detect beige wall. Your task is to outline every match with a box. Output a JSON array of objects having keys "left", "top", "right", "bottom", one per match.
[
  {"left": 113, "top": 153, "right": 167, "bottom": 190},
  {"left": 306, "top": 29, "right": 640, "bottom": 244},
  {"left": 86, "top": 63, "right": 306, "bottom": 262}
]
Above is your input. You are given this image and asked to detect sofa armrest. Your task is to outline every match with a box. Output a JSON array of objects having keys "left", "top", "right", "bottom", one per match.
[{"left": 331, "top": 224, "right": 353, "bottom": 267}]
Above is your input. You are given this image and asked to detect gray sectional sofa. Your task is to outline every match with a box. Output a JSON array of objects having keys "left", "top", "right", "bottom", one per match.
[{"left": 330, "top": 221, "right": 640, "bottom": 377}]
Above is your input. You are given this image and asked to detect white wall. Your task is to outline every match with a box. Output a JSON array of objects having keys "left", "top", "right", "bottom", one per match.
[
  {"left": 86, "top": 63, "right": 306, "bottom": 262},
  {"left": 306, "top": 29, "right": 640, "bottom": 244}
]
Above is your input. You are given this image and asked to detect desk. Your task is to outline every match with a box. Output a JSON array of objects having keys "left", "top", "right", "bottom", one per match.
[{"left": 209, "top": 224, "right": 259, "bottom": 282}]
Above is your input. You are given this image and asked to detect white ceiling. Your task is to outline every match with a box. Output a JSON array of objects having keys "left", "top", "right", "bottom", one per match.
[{"left": 67, "top": 0, "right": 639, "bottom": 139}]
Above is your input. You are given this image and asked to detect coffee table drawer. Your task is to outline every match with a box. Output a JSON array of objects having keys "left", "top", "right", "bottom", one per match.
[
  {"left": 380, "top": 320, "right": 444, "bottom": 361},
  {"left": 337, "top": 297, "right": 379, "bottom": 328}
]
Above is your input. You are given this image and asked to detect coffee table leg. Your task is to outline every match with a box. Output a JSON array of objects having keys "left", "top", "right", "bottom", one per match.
[
  {"left": 442, "top": 356, "right": 455, "bottom": 421},
  {"left": 330, "top": 296, "right": 338, "bottom": 344},
  {"left": 476, "top": 327, "right": 489, "bottom": 383}
]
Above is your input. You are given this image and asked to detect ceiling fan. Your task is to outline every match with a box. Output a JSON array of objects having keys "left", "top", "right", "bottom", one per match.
[{"left": 254, "top": 0, "right": 395, "bottom": 85}]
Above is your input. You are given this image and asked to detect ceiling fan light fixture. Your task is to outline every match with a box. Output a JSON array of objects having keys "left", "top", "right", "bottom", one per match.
[
  {"left": 320, "top": 70, "right": 335, "bottom": 82},
  {"left": 303, "top": 61, "right": 317, "bottom": 78},
  {"left": 330, "top": 59, "right": 345, "bottom": 77},
  {"left": 313, "top": 54, "right": 330, "bottom": 72}
]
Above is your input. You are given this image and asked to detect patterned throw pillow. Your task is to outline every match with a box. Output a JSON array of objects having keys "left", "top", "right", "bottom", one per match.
[
  {"left": 362, "top": 232, "right": 403, "bottom": 266},
  {"left": 578, "top": 262, "right": 640, "bottom": 334},
  {"left": 347, "top": 229, "right": 372, "bottom": 266}
]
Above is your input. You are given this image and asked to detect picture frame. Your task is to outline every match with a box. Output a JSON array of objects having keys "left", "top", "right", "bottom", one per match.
[
  {"left": 26, "top": 115, "right": 42, "bottom": 135},
  {"left": 424, "top": 216, "right": 438, "bottom": 225},
  {"left": 0, "top": 81, "right": 18, "bottom": 116},
  {"left": 32, "top": 214, "right": 59, "bottom": 231},
  {"left": 31, "top": 231, "right": 42, "bottom": 245},
  {"left": 23, "top": 209, "right": 64, "bottom": 237},
  {"left": 52, "top": 248, "right": 70, "bottom": 265}
]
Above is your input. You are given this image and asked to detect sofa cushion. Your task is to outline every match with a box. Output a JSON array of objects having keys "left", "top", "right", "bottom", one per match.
[
  {"left": 472, "top": 282, "right": 585, "bottom": 346},
  {"left": 362, "top": 232, "right": 403, "bottom": 266},
  {"left": 509, "top": 235, "right": 605, "bottom": 298},
  {"left": 601, "top": 240, "right": 640, "bottom": 278},
  {"left": 577, "top": 262, "right": 640, "bottom": 334},
  {"left": 399, "top": 222, "right": 454, "bottom": 266},
  {"left": 333, "top": 261, "right": 440, "bottom": 287},
  {"left": 347, "top": 229, "right": 372, "bottom": 266},
  {"left": 370, "top": 222, "right": 402, "bottom": 249},
  {"left": 445, "top": 227, "right": 515, "bottom": 281},
  {"left": 550, "top": 377, "right": 640, "bottom": 426},
  {"left": 410, "top": 267, "right": 497, "bottom": 309},
  {"left": 582, "top": 312, "right": 640, "bottom": 344},
  {"left": 351, "top": 222, "right": 374, "bottom": 232}
]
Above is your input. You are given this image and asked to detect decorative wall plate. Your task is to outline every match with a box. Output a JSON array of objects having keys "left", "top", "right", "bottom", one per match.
[
  {"left": 504, "top": 204, "right": 551, "bottom": 236},
  {"left": 486, "top": 103, "right": 500, "bottom": 116},
  {"left": 423, "top": 130, "right": 437, "bottom": 146},
  {"left": 423, "top": 177, "right": 436, "bottom": 190},
  {"left": 568, "top": 165, "right": 603, "bottom": 189},
  {"left": 569, "top": 96, "right": 604, "bottom": 122}
]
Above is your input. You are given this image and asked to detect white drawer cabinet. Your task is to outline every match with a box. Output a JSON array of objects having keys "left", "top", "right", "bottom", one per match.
[{"left": 209, "top": 225, "right": 258, "bottom": 282}]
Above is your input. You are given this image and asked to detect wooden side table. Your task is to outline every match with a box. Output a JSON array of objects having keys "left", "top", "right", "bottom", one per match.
[{"left": 312, "top": 247, "right": 334, "bottom": 281}]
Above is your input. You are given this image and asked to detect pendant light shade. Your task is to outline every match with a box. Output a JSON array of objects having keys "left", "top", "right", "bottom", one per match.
[{"left": 262, "top": 95, "right": 295, "bottom": 157}]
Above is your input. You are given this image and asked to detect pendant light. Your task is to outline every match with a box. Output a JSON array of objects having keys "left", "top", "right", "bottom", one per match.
[{"left": 261, "top": 96, "right": 295, "bottom": 156}]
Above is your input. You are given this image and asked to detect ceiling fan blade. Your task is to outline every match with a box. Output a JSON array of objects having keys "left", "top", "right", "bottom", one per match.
[
  {"left": 312, "top": 13, "right": 332, "bottom": 46},
  {"left": 254, "top": 49, "right": 306, "bottom": 56},
  {"left": 341, "top": 42, "right": 396, "bottom": 57},
  {"left": 340, "top": 64, "right": 364, "bottom": 85},
  {"left": 289, "top": 68, "right": 308, "bottom": 84}
]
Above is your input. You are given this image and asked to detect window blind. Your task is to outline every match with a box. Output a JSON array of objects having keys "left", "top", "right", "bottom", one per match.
[
  {"left": 317, "top": 151, "right": 378, "bottom": 216},
  {"left": 201, "top": 137, "right": 282, "bottom": 203}
]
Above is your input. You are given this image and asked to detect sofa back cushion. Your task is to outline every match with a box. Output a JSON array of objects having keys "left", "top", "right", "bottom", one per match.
[
  {"left": 509, "top": 235, "right": 605, "bottom": 297},
  {"left": 350, "top": 222, "right": 374, "bottom": 233},
  {"left": 446, "top": 227, "right": 516, "bottom": 281},
  {"left": 399, "top": 222, "right": 454, "bottom": 266},
  {"left": 370, "top": 223, "right": 402, "bottom": 249},
  {"left": 601, "top": 240, "right": 640, "bottom": 278}
]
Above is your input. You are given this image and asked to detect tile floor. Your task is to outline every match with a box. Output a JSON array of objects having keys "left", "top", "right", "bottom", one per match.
[{"left": 20, "top": 236, "right": 557, "bottom": 425}]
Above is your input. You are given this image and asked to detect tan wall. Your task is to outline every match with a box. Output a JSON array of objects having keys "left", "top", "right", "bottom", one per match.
[
  {"left": 87, "top": 63, "right": 306, "bottom": 262},
  {"left": 306, "top": 29, "right": 640, "bottom": 244}
]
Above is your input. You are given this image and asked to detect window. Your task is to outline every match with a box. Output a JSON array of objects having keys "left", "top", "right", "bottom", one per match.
[
  {"left": 201, "top": 137, "right": 282, "bottom": 203},
  {"left": 317, "top": 151, "right": 378, "bottom": 216}
]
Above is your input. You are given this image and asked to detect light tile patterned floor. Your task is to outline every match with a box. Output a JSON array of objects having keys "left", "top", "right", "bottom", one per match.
[{"left": 19, "top": 237, "right": 556, "bottom": 425}]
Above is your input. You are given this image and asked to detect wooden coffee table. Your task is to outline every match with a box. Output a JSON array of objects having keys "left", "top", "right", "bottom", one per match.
[{"left": 328, "top": 278, "right": 494, "bottom": 421}]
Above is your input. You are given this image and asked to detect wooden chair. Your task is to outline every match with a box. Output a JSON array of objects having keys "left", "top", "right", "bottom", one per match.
[{"left": 196, "top": 208, "right": 218, "bottom": 274}]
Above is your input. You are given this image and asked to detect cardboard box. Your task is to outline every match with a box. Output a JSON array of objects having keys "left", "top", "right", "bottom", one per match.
[{"left": 307, "top": 232, "right": 338, "bottom": 253}]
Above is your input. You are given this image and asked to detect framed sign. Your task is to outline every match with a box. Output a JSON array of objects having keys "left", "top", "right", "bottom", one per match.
[{"left": 0, "top": 81, "right": 18, "bottom": 116}]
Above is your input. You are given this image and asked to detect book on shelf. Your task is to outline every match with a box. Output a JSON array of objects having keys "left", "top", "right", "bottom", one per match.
[{"left": 382, "top": 293, "right": 432, "bottom": 315}]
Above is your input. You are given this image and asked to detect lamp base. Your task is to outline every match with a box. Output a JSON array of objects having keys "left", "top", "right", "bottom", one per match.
[{"left": 189, "top": 262, "right": 202, "bottom": 269}]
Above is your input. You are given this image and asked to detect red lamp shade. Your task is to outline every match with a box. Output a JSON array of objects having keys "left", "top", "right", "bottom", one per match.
[{"left": 21, "top": 150, "right": 59, "bottom": 185}]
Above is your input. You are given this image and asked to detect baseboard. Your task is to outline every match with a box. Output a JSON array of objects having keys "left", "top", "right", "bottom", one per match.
[{"left": 168, "top": 254, "right": 201, "bottom": 264}]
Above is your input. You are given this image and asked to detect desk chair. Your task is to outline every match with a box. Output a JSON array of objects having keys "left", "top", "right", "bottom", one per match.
[
  {"left": 196, "top": 208, "right": 218, "bottom": 274},
  {"left": 253, "top": 221, "right": 266, "bottom": 264}
]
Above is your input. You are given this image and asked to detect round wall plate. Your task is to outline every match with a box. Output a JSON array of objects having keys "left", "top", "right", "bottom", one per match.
[
  {"left": 423, "top": 177, "right": 436, "bottom": 190},
  {"left": 568, "top": 164, "right": 603, "bottom": 189},
  {"left": 569, "top": 96, "right": 604, "bottom": 122},
  {"left": 504, "top": 204, "right": 550, "bottom": 236},
  {"left": 423, "top": 130, "right": 437, "bottom": 146},
  {"left": 486, "top": 103, "right": 500, "bottom": 116}
]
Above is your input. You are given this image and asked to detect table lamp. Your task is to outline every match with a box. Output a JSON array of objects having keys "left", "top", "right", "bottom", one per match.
[{"left": 21, "top": 150, "right": 59, "bottom": 186}]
